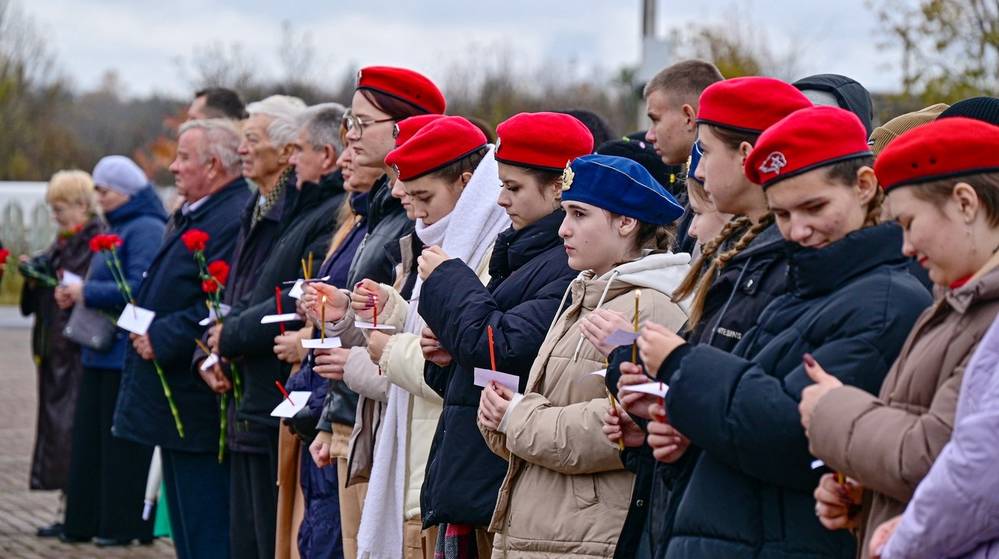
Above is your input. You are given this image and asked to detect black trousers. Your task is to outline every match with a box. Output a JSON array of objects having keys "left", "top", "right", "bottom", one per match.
[
  {"left": 230, "top": 428, "right": 280, "bottom": 559},
  {"left": 63, "top": 367, "right": 154, "bottom": 540}
]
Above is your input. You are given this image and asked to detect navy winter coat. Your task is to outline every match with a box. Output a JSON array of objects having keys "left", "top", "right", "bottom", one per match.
[
  {"left": 114, "top": 177, "right": 251, "bottom": 452},
  {"left": 417, "top": 210, "right": 576, "bottom": 528},
  {"left": 82, "top": 187, "right": 166, "bottom": 370},
  {"left": 660, "top": 223, "right": 932, "bottom": 558}
]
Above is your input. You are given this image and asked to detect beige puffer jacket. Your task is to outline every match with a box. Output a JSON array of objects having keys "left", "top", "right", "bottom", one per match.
[{"left": 480, "top": 252, "right": 690, "bottom": 558}]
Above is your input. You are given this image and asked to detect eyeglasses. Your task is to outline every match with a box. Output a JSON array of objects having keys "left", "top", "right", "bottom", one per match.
[{"left": 344, "top": 110, "right": 395, "bottom": 138}]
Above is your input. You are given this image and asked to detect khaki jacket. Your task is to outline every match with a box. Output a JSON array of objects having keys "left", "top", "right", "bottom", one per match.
[
  {"left": 480, "top": 252, "right": 689, "bottom": 558},
  {"left": 809, "top": 263, "right": 999, "bottom": 557}
]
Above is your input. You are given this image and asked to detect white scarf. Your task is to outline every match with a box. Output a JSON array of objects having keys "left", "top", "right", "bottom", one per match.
[{"left": 357, "top": 146, "right": 510, "bottom": 558}]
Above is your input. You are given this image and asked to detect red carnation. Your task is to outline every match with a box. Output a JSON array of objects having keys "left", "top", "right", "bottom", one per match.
[
  {"left": 89, "top": 234, "right": 124, "bottom": 253},
  {"left": 0, "top": 248, "right": 10, "bottom": 262},
  {"left": 202, "top": 279, "right": 219, "bottom": 294},
  {"left": 207, "top": 260, "right": 230, "bottom": 286},
  {"left": 181, "top": 229, "right": 210, "bottom": 253}
]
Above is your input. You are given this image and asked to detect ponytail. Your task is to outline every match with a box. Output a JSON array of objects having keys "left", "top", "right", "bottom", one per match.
[{"left": 674, "top": 213, "right": 774, "bottom": 328}]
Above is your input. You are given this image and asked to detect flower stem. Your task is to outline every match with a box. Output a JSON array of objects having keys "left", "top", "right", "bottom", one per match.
[
  {"left": 218, "top": 392, "right": 228, "bottom": 463},
  {"left": 152, "top": 359, "right": 185, "bottom": 438}
]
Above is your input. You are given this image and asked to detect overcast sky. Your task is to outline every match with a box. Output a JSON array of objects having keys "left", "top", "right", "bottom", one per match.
[{"left": 21, "top": 0, "right": 906, "bottom": 98}]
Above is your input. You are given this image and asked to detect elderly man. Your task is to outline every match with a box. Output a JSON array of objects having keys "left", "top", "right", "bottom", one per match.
[
  {"left": 113, "top": 118, "right": 251, "bottom": 559},
  {"left": 188, "top": 87, "right": 247, "bottom": 121},
  {"left": 201, "top": 96, "right": 346, "bottom": 559}
]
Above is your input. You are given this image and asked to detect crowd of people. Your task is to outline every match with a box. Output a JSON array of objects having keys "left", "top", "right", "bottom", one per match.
[{"left": 6, "top": 59, "right": 999, "bottom": 559}]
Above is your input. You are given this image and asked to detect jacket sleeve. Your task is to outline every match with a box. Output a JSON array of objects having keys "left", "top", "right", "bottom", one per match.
[
  {"left": 86, "top": 218, "right": 164, "bottom": 311},
  {"left": 478, "top": 420, "right": 511, "bottom": 461},
  {"left": 379, "top": 332, "right": 442, "bottom": 404},
  {"left": 807, "top": 369, "right": 963, "bottom": 503},
  {"left": 420, "top": 259, "right": 565, "bottom": 383},
  {"left": 667, "top": 334, "right": 894, "bottom": 493},
  {"left": 218, "top": 288, "right": 299, "bottom": 358},
  {"left": 502, "top": 392, "right": 621, "bottom": 475},
  {"left": 343, "top": 346, "right": 389, "bottom": 402},
  {"left": 882, "top": 384, "right": 999, "bottom": 558},
  {"left": 329, "top": 302, "right": 367, "bottom": 348}
]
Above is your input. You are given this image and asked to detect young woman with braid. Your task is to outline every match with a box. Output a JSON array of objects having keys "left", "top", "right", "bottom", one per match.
[
  {"left": 628, "top": 106, "right": 931, "bottom": 557},
  {"left": 600, "top": 77, "right": 814, "bottom": 557}
]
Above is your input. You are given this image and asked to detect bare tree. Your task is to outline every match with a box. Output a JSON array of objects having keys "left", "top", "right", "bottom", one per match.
[{"left": 870, "top": 0, "right": 998, "bottom": 102}]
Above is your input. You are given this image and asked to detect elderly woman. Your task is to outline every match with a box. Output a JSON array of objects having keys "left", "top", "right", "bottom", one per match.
[
  {"left": 20, "top": 170, "right": 102, "bottom": 535},
  {"left": 58, "top": 156, "right": 167, "bottom": 547}
]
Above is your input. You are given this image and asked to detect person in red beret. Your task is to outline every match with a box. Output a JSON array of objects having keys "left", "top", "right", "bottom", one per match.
[
  {"left": 602, "top": 77, "right": 813, "bottom": 557},
  {"left": 799, "top": 116, "right": 999, "bottom": 559},
  {"left": 627, "top": 104, "right": 931, "bottom": 558},
  {"left": 312, "top": 115, "right": 511, "bottom": 558},
  {"left": 388, "top": 114, "right": 445, "bottom": 220},
  {"left": 300, "top": 66, "right": 446, "bottom": 559},
  {"left": 411, "top": 112, "right": 591, "bottom": 556}
]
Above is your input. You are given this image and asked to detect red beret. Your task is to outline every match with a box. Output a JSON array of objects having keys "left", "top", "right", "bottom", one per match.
[
  {"left": 745, "top": 106, "right": 872, "bottom": 188},
  {"left": 384, "top": 116, "right": 487, "bottom": 181},
  {"left": 697, "top": 77, "right": 812, "bottom": 133},
  {"left": 356, "top": 66, "right": 446, "bottom": 114},
  {"left": 495, "top": 112, "right": 594, "bottom": 171},
  {"left": 875, "top": 117, "right": 999, "bottom": 191},
  {"left": 393, "top": 115, "right": 444, "bottom": 147}
]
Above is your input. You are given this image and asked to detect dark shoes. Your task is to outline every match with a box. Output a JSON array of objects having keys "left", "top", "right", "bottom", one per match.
[
  {"left": 36, "top": 522, "right": 64, "bottom": 538},
  {"left": 57, "top": 532, "right": 90, "bottom": 544},
  {"left": 94, "top": 536, "right": 154, "bottom": 547}
]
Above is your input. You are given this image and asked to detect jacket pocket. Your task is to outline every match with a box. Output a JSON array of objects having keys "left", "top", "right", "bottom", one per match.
[{"left": 571, "top": 474, "right": 598, "bottom": 508}]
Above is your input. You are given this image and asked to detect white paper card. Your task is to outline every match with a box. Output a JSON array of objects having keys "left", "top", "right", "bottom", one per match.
[
  {"left": 60, "top": 270, "right": 83, "bottom": 286},
  {"left": 117, "top": 304, "right": 156, "bottom": 335},
  {"left": 354, "top": 321, "right": 395, "bottom": 331},
  {"left": 604, "top": 329, "right": 639, "bottom": 347},
  {"left": 200, "top": 353, "right": 220, "bottom": 371},
  {"left": 810, "top": 459, "right": 826, "bottom": 470},
  {"left": 473, "top": 368, "right": 520, "bottom": 393},
  {"left": 261, "top": 313, "right": 301, "bottom": 324},
  {"left": 269, "top": 391, "right": 312, "bottom": 418},
  {"left": 198, "top": 303, "right": 232, "bottom": 326},
  {"left": 301, "top": 337, "right": 341, "bottom": 349},
  {"left": 620, "top": 381, "right": 669, "bottom": 398},
  {"left": 591, "top": 368, "right": 607, "bottom": 377},
  {"left": 288, "top": 280, "right": 305, "bottom": 300}
]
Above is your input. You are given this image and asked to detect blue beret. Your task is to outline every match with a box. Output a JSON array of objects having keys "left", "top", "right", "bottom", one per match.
[
  {"left": 686, "top": 143, "right": 703, "bottom": 184},
  {"left": 561, "top": 154, "right": 683, "bottom": 225}
]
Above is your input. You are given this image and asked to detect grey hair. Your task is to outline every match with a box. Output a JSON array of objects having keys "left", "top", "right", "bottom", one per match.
[
  {"left": 297, "top": 102, "right": 346, "bottom": 154},
  {"left": 178, "top": 118, "right": 242, "bottom": 175},
  {"left": 246, "top": 94, "right": 307, "bottom": 148}
]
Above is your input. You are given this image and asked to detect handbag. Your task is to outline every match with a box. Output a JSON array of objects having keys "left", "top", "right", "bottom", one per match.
[{"left": 63, "top": 303, "right": 117, "bottom": 351}]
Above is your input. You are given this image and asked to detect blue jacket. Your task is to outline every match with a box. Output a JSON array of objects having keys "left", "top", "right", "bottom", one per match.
[
  {"left": 418, "top": 210, "right": 576, "bottom": 527},
  {"left": 113, "top": 177, "right": 251, "bottom": 452},
  {"left": 661, "top": 223, "right": 931, "bottom": 559},
  {"left": 82, "top": 187, "right": 167, "bottom": 370}
]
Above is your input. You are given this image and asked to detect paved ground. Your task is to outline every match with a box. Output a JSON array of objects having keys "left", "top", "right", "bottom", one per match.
[{"left": 0, "top": 308, "right": 175, "bottom": 558}]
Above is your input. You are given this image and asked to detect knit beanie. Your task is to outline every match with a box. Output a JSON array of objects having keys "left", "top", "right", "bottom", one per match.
[
  {"left": 92, "top": 155, "right": 149, "bottom": 196},
  {"left": 938, "top": 96, "right": 999, "bottom": 126}
]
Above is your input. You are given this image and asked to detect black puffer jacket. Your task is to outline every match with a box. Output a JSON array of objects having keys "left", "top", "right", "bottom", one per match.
[
  {"left": 685, "top": 223, "right": 788, "bottom": 351},
  {"left": 660, "top": 223, "right": 931, "bottom": 558},
  {"left": 218, "top": 171, "right": 344, "bottom": 452},
  {"left": 418, "top": 210, "right": 576, "bottom": 528}
]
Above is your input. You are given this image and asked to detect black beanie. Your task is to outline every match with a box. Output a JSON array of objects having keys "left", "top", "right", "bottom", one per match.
[{"left": 938, "top": 97, "right": 999, "bottom": 126}]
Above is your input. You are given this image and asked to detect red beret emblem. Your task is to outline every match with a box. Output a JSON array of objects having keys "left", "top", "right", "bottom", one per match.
[{"left": 759, "top": 152, "right": 788, "bottom": 175}]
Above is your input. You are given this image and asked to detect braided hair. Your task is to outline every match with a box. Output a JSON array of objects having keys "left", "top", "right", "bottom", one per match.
[{"left": 674, "top": 213, "right": 774, "bottom": 328}]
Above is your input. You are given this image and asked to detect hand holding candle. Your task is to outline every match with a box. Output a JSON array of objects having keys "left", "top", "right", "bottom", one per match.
[
  {"left": 349, "top": 279, "right": 386, "bottom": 321},
  {"left": 309, "top": 283, "right": 349, "bottom": 323},
  {"left": 814, "top": 472, "right": 863, "bottom": 530},
  {"left": 799, "top": 353, "right": 844, "bottom": 431},
  {"left": 637, "top": 322, "right": 685, "bottom": 375}
]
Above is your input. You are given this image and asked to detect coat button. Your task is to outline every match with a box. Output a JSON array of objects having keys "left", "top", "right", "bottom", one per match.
[
  {"left": 142, "top": 272, "right": 148, "bottom": 278},
  {"left": 745, "top": 278, "right": 754, "bottom": 289},
  {"left": 636, "top": 499, "right": 645, "bottom": 508}
]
